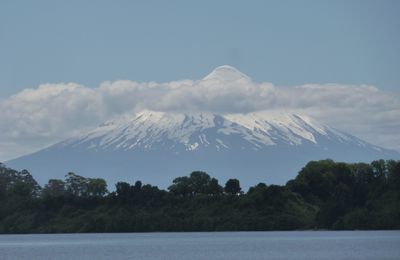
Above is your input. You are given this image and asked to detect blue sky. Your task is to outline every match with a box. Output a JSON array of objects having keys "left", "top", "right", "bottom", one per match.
[{"left": 1, "top": 0, "right": 400, "bottom": 98}]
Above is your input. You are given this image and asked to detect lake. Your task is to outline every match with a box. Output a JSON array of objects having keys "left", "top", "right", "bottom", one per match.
[{"left": 0, "top": 231, "right": 399, "bottom": 260}]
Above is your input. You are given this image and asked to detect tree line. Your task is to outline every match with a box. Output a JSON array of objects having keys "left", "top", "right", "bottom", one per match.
[{"left": 0, "top": 159, "right": 399, "bottom": 233}]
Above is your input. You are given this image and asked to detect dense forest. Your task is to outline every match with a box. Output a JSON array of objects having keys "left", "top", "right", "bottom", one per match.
[{"left": 0, "top": 159, "right": 399, "bottom": 233}]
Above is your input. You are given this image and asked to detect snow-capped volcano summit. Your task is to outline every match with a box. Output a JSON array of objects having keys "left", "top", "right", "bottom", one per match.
[
  {"left": 7, "top": 109, "right": 398, "bottom": 188},
  {"left": 203, "top": 65, "right": 251, "bottom": 82}
]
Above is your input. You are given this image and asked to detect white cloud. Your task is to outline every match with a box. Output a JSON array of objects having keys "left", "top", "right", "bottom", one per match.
[{"left": 1, "top": 68, "right": 399, "bottom": 161}]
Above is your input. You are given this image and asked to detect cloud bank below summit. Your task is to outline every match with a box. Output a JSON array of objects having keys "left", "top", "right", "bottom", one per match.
[{"left": 1, "top": 66, "right": 399, "bottom": 161}]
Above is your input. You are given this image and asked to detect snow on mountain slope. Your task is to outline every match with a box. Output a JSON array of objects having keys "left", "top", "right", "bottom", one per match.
[{"left": 58, "top": 110, "right": 373, "bottom": 154}]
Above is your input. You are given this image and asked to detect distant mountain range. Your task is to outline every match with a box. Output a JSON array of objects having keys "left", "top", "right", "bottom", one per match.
[{"left": 6, "top": 66, "right": 399, "bottom": 188}]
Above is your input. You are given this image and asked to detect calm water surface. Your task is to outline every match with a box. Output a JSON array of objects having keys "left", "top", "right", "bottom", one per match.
[{"left": 0, "top": 231, "right": 399, "bottom": 260}]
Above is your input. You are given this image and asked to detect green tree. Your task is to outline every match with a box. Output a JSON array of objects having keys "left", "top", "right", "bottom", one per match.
[
  {"left": 65, "top": 172, "right": 88, "bottom": 197},
  {"left": 168, "top": 176, "right": 193, "bottom": 196},
  {"left": 371, "top": 159, "right": 387, "bottom": 180},
  {"left": 0, "top": 164, "right": 17, "bottom": 197},
  {"left": 43, "top": 179, "right": 66, "bottom": 197},
  {"left": 87, "top": 178, "right": 108, "bottom": 197},
  {"left": 387, "top": 160, "right": 400, "bottom": 189},
  {"left": 2, "top": 169, "right": 42, "bottom": 197},
  {"left": 116, "top": 182, "right": 131, "bottom": 199},
  {"left": 224, "top": 179, "right": 241, "bottom": 195},
  {"left": 169, "top": 172, "right": 223, "bottom": 196},
  {"left": 247, "top": 182, "right": 267, "bottom": 194},
  {"left": 133, "top": 180, "right": 142, "bottom": 191},
  {"left": 207, "top": 177, "right": 223, "bottom": 195},
  {"left": 190, "top": 171, "right": 211, "bottom": 194}
]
